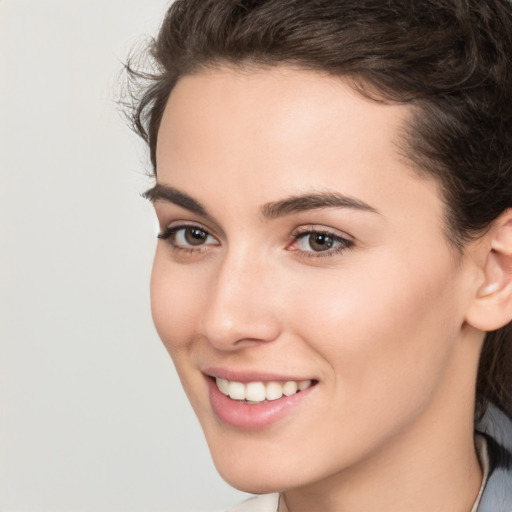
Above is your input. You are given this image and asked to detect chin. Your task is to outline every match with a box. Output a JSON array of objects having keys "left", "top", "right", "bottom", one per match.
[
  {"left": 217, "top": 467, "right": 288, "bottom": 495},
  {"left": 209, "top": 444, "right": 304, "bottom": 495}
]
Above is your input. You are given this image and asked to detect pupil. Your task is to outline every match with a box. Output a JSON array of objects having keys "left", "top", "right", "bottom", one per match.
[
  {"left": 310, "top": 233, "right": 333, "bottom": 251},
  {"left": 186, "top": 228, "right": 207, "bottom": 245}
]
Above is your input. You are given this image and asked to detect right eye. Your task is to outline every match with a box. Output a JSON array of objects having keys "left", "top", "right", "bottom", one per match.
[{"left": 158, "top": 225, "right": 219, "bottom": 250}]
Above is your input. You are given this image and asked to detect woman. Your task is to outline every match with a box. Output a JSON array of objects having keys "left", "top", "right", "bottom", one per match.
[{"left": 126, "top": 1, "right": 512, "bottom": 510}]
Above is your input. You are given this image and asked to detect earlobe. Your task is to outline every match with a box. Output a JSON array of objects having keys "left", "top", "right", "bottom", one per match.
[{"left": 466, "top": 210, "right": 512, "bottom": 332}]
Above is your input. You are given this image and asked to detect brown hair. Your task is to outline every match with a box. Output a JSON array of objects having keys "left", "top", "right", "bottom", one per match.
[{"left": 124, "top": 0, "right": 512, "bottom": 418}]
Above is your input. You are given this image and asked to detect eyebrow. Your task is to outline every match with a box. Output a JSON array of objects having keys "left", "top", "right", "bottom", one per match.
[
  {"left": 261, "top": 192, "right": 379, "bottom": 218},
  {"left": 143, "top": 183, "right": 211, "bottom": 218},
  {"left": 143, "top": 183, "right": 379, "bottom": 219}
]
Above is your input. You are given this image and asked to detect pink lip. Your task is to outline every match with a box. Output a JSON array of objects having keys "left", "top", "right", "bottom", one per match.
[
  {"left": 206, "top": 375, "right": 316, "bottom": 430},
  {"left": 203, "top": 366, "right": 314, "bottom": 383}
]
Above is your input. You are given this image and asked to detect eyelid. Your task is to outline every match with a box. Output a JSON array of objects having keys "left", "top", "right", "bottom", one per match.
[
  {"left": 288, "top": 225, "right": 355, "bottom": 257},
  {"left": 157, "top": 222, "right": 220, "bottom": 250},
  {"left": 153, "top": 202, "right": 226, "bottom": 240},
  {"left": 291, "top": 224, "right": 354, "bottom": 243},
  {"left": 156, "top": 220, "right": 354, "bottom": 259},
  {"left": 158, "top": 219, "right": 218, "bottom": 237}
]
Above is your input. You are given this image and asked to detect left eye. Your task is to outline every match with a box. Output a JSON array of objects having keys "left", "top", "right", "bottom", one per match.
[
  {"left": 176, "top": 227, "right": 212, "bottom": 246},
  {"left": 158, "top": 225, "right": 218, "bottom": 248},
  {"left": 293, "top": 231, "right": 353, "bottom": 253}
]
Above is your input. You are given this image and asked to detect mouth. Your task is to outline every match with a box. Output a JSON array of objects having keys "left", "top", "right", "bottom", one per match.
[
  {"left": 205, "top": 372, "right": 318, "bottom": 429},
  {"left": 214, "top": 376, "right": 315, "bottom": 404}
]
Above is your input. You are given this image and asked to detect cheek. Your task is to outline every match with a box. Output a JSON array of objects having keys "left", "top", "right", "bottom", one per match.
[
  {"left": 150, "top": 250, "right": 205, "bottom": 355},
  {"left": 286, "top": 248, "right": 463, "bottom": 408}
]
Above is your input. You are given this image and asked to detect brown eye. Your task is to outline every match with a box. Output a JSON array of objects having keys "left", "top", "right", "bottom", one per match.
[
  {"left": 291, "top": 229, "right": 354, "bottom": 257},
  {"left": 307, "top": 233, "right": 334, "bottom": 251},
  {"left": 158, "top": 225, "right": 219, "bottom": 250},
  {"left": 184, "top": 227, "right": 208, "bottom": 246}
]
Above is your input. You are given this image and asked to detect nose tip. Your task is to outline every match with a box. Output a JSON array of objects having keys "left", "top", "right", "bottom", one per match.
[
  {"left": 201, "top": 258, "right": 282, "bottom": 350},
  {"left": 206, "top": 320, "right": 278, "bottom": 350},
  {"left": 204, "top": 312, "right": 281, "bottom": 350}
]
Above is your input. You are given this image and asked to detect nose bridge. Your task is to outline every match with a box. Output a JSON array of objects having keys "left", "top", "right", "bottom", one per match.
[{"left": 202, "top": 244, "right": 281, "bottom": 349}]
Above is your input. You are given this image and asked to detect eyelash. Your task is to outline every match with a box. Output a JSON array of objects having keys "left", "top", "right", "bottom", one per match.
[
  {"left": 289, "top": 228, "right": 354, "bottom": 258},
  {"left": 157, "top": 224, "right": 354, "bottom": 258},
  {"left": 157, "top": 224, "right": 218, "bottom": 254}
]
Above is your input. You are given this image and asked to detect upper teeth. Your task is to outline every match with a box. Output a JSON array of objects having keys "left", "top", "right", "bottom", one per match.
[{"left": 215, "top": 377, "right": 312, "bottom": 403}]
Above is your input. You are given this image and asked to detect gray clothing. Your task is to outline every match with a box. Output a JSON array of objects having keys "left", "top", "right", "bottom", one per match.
[{"left": 474, "top": 403, "right": 512, "bottom": 512}]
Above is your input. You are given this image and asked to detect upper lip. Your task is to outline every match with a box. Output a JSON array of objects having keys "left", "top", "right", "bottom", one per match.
[{"left": 203, "top": 366, "right": 317, "bottom": 383}]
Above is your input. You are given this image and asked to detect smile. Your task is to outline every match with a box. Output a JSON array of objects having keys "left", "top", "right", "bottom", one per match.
[
  {"left": 207, "top": 374, "right": 318, "bottom": 429},
  {"left": 215, "top": 377, "right": 313, "bottom": 403}
]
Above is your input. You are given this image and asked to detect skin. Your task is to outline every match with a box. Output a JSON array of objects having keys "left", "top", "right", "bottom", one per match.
[{"left": 149, "top": 67, "right": 488, "bottom": 512}]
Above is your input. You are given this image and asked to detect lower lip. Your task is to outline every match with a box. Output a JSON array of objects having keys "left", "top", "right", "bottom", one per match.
[{"left": 207, "top": 378, "right": 316, "bottom": 430}]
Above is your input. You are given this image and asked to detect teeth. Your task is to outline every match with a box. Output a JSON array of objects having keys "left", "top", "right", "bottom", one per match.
[
  {"left": 216, "top": 377, "right": 313, "bottom": 403},
  {"left": 246, "top": 382, "right": 266, "bottom": 402},
  {"left": 217, "top": 378, "right": 229, "bottom": 395},
  {"left": 266, "top": 381, "right": 283, "bottom": 401},
  {"left": 283, "top": 381, "right": 298, "bottom": 396},
  {"left": 228, "top": 381, "right": 245, "bottom": 400},
  {"left": 298, "top": 380, "right": 312, "bottom": 391}
]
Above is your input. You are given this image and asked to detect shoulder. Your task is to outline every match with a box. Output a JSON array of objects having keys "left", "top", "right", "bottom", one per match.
[
  {"left": 225, "top": 493, "right": 280, "bottom": 512},
  {"left": 475, "top": 403, "right": 512, "bottom": 512}
]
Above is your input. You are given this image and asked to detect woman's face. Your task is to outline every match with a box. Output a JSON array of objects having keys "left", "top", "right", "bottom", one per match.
[{"left": 149, "top": 67, "right": 480, "bottom": 493}]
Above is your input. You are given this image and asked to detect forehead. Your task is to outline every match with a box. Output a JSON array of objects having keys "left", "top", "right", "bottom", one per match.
[
  {"left": 155, "top": 66, "right": 445, "bottom": 234},
  {"left": 157, "top": 66, "right": 412, "bottom": 164}
]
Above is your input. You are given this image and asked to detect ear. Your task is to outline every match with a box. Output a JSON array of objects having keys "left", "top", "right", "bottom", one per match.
[{"left": 465, "top": 209, "right": 512, "bottom": 331}]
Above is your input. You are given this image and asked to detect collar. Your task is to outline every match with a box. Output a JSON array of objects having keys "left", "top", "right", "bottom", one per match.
[{"left": 474, "top": 403, "right": 512, "bottom": 512}]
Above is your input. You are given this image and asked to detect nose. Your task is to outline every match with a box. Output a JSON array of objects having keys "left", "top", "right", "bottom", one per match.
[{"left": 201, "top": 250, "right": 282, "bottom": 350}]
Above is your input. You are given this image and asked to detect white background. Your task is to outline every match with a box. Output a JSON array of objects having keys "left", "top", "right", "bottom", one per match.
[{"left": 0, "top": 1, "right": 248, "bottom": 510}]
